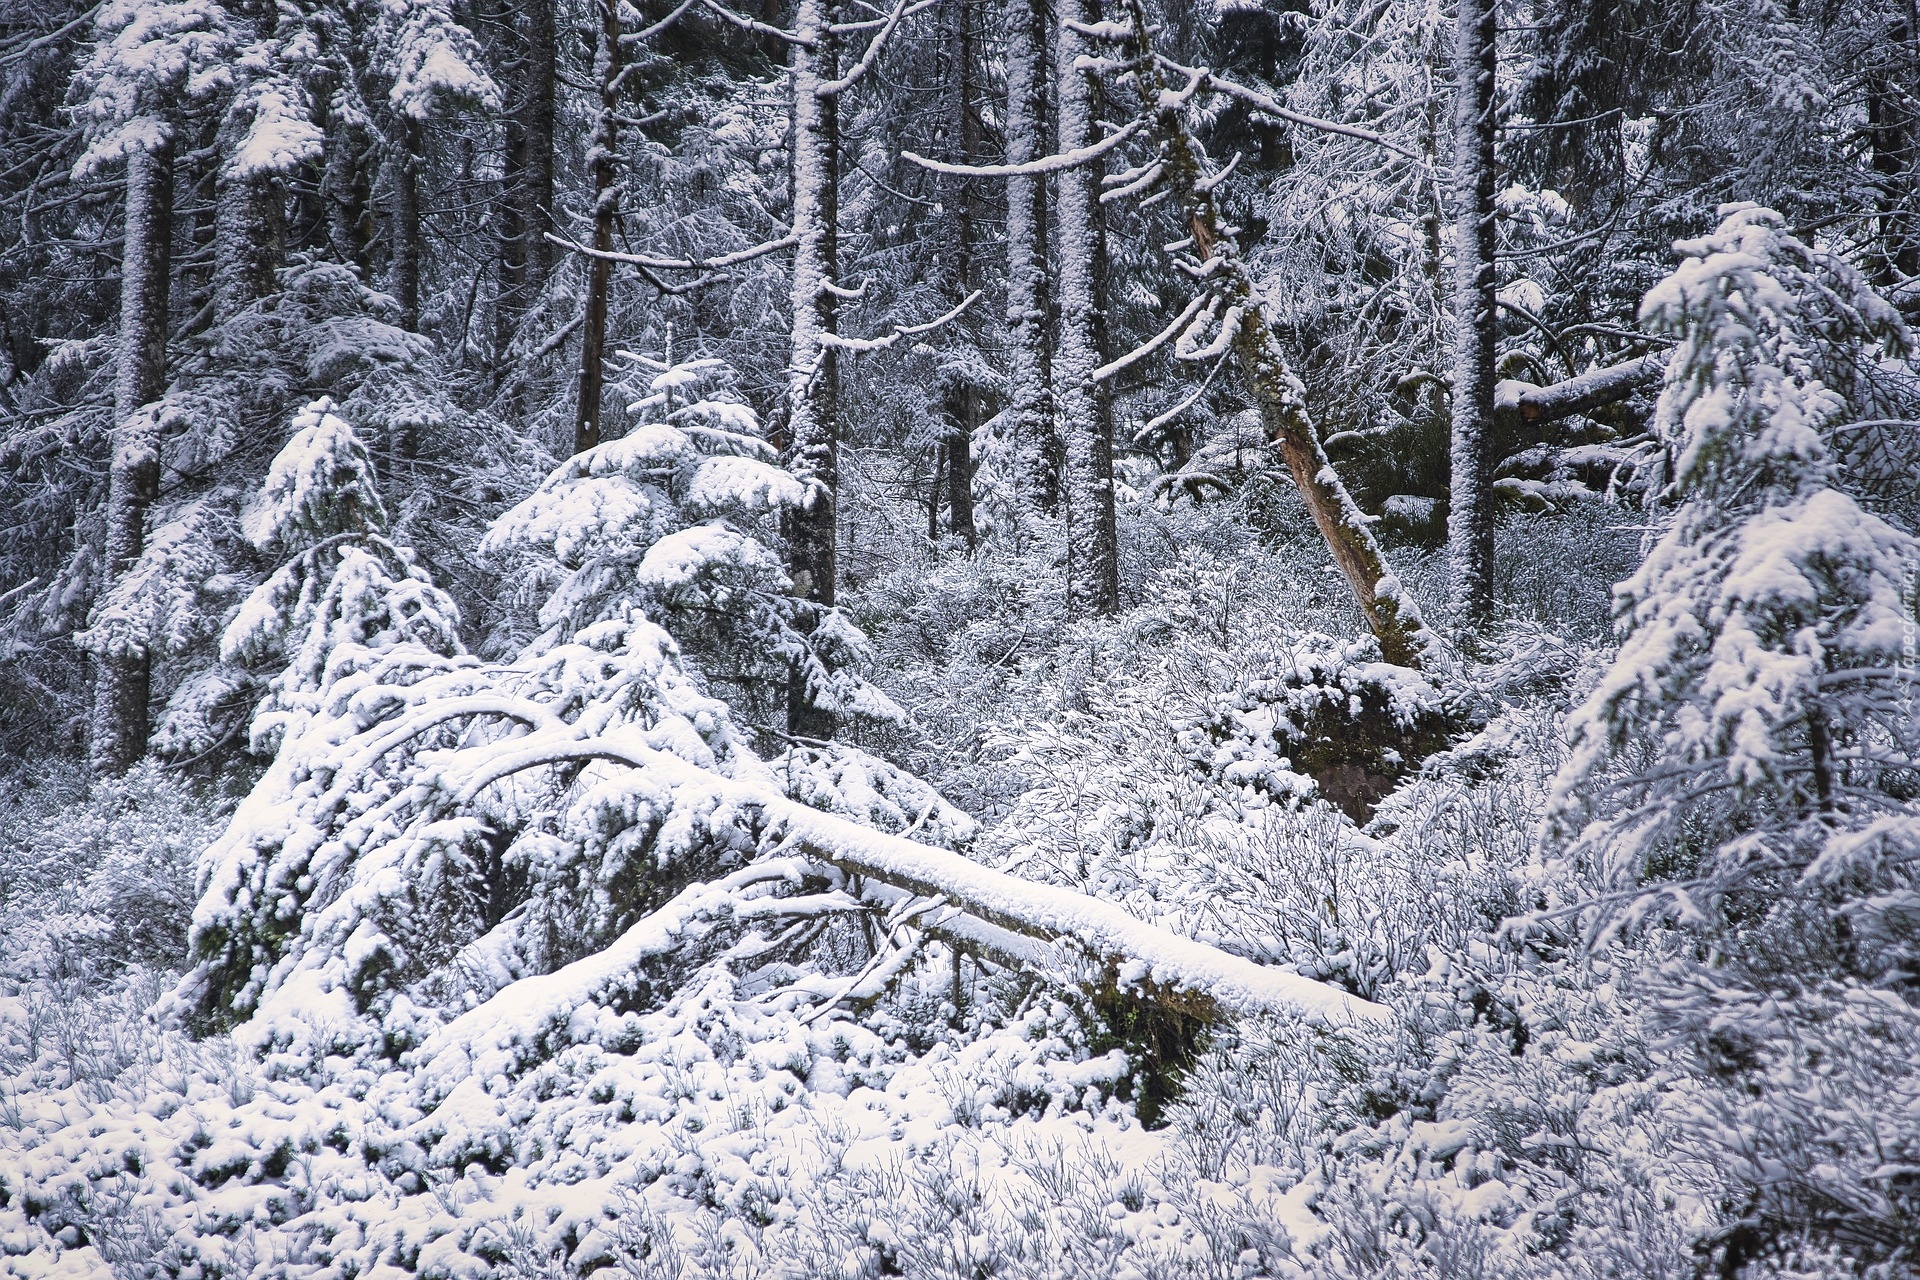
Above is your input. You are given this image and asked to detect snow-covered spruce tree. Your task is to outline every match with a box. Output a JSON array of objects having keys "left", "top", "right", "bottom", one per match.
[
  {"left": 1543, "top": 204, "right": 1920, "bottom": 1272},
  {"left": 483, "top": 354, "right": 902, "bottom": 736}
]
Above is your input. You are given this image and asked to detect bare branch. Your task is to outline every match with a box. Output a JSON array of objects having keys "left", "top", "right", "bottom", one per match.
[{"left": 1158, "top": 56, "right": 1424, "bottom": 164}]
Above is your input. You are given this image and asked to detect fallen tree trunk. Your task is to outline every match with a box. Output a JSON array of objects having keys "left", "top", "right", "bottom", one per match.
[
  {"left": 1494, "top": 351, "right": 1665, "bottom": 431},
  {"left": 775, "top": 802, "right": 1392, "bottom": 1028},
  {"left": 451, "top": 715, "right": 1396, "bottom": 1029}
]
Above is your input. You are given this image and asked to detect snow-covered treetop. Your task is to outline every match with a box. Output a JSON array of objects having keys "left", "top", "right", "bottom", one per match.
[
  {"left": 241, "top": 397, "right": 387, "bottom": 552},
  {"left": 224, "top": 23, "right": 325, "bottom": 180},
  {"left": 73, "top": 0, "right": 235, "bottom": 172},
  {"left": 222, "top": 401, "right": 458, "bottom": 748},
  {"left": 373, "top": 0, "right": 500, "bottom": 121},
  {"left": 485, "top": 357, "right": 805, "bottom": 632},
  {"left": 1639, "top": 203, "right": 1909, "bottom": 507}
]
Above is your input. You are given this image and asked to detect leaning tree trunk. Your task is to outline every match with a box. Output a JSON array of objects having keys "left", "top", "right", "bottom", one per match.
[
  {"left": 1056, "top": 0, "right": 1119, "bottom": 616},
  {"left": 786, "top": 0, "right": 841, "bottom": 736},
  {"left": 92, "top": 135, "right": 174, "bottom": 777},
  {"left": 1447, "top": 0, "right": 1498, "bottom": 634},
  {"left": 941, "top": 0, "right": 980, "bottom": 548},
  {"left": 1118, "top": 0, "right": 1441, "bottom": 670},
  {"left": 573, "top": 0, "right": 623, "bottom": 456}
]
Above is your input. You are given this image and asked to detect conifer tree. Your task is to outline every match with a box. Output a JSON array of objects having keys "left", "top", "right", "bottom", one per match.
[{"left": 1547, "top": 205, "right": 1920, "bottom": 1269}]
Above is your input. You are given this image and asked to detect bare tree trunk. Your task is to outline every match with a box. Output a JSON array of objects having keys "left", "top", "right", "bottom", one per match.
[
  {"left": 786, "top": 0, "right": 840, "bottom": 736},
  {"left": 1867, "top": 22, "right": 1920, "bottom": 284},
  {"left": 1117, "top": 0, "right": 1441, "bottom": 670},
  {"left": 389, "top": 119, "right": 423, "bottom": 330},
  {"left": 1447, "top": 0, "right": 1497, "bottom": 634},
  {"left": 942, "top": 0, "right": 980, "bottom": 548},
  {"left": 573, "top": 0, "right": 623, "bottom": 456},
  {"left": 496, "top": 0, "right": 557, "bottom": 364},
  {"left": 1056, "top": 0, "right": 1119, "bottom": 616},
  {"left": 928, "top": 440, "right": 945, "bottom": 542},
  {"left": 324, "top": 91, "right": 372, "bottom": 274},
  {"left": 1004, "top": 0, "right": 1057, "bottom": 519},
  {"left": 91, "top": 137, "right": 174, "bottom": 777}
]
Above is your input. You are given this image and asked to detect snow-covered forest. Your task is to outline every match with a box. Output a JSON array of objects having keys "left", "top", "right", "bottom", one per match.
[{"left": 0, "top": 0, "right": 1917, "bottom": 1274}]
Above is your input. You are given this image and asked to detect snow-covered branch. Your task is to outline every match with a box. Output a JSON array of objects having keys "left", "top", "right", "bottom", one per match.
[
  {"left": 818, "top": 0, "right": 928, "bottom": 96},
  {"left": 901, "top": 117, "right": 1144, "bottom": 178},
  {"left": 1155, "top": 56, "right": 1424, "bottom": 164},
  {"left": 1091, "top": 294, "right": 1208, "bottom": 383},
  {"left": 818, "top": 289, "right": 983, "bottom": 353}
]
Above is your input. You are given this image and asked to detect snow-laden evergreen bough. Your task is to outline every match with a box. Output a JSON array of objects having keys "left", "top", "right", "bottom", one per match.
[{"left": 1542, "top": 204, "right": 1920, "bottom": 1270}]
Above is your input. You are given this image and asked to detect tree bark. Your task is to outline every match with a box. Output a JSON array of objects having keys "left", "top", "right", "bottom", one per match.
[
  {"left": 1117, "top": 0, "right": 1441, "bottom": 670},
  {"left": 1447, "top": 0, "right": 1498, "bottom": 634},
  {"left": 573, "top": 0, "right": 623, "bottom": 456},
  {"left": 942, "top": 0, "right": 980, "bottom": 548},
  {"left": 389, "top": 119, "right": 423, "bottom": 330},
  {"left": 324, "top": 93, "right": 372, "bottom": 275},
  {"left": 1056, "top": 0, "right": 1119, "bottom": 616},
  {"left": 786, "top": 0, "right": 840, "bottom": 736},
  {"left": 92, "top": 136, "right": 174, "bottom": 777},
  {"left": 214, "top": 147, "right": 278, "bottom": 323},
  {"left": 496, "top": 0, "right": 557, "bottom": 363},
  {"left": 1004, "top": 0, "right": 1057, "bottom": 519}
]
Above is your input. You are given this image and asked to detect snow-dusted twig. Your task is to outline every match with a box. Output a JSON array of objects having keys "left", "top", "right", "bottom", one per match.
[
  {"left": 544, "top": 229, "right": 798, "bottom": 273},
  {"left": 798, "top": 895, "right": 948, "bottom": 1023},
  {"left": 818, "top": 0, "right": 926, "bottom": 97},
  {"left": 695, "top": 0, "right": 814, "bottom": 43},
  {"left": 1135, "top": 346, "right": 1231, "bottom": 441},
  {"left": 1153, "top": 56, "right": 1422, "bottom": 164},
  {"left": 618, "top": 0, "right": 699, "bottom": 44}
]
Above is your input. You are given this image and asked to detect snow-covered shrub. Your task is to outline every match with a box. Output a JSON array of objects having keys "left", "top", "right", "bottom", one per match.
[{"left": 0, "top": 760, "right": 227, "bottom": 988}]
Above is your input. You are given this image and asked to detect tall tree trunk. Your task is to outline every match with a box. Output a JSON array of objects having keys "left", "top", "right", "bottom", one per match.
[
  {"left": 1117, "top": 0, "right": 1441, "bottom": 670},
  {"left": 389, "top": 119, "right": 423, "bottom": 330},
  {"left": 496, "top": 0, "right": 557, "bottom": 364},
  {"left": 573, "top": 0, "right": 623, "bottom": 456},
  {"left": 1005, "top": 0, "right": 1057, "bottom": 520},
  {"left": 942, "top": 0, "right": 979, "bottom": 548},
  {"left": 786, "top": 0, "right": 840, "bottom": 735},
  {"left": 213, "top": 158, "right": 278, "bottom": 323},
  {"left": 1056, "top": 0, "right": 1119, "bottom": 616},
  {"left": 1867, "top": 23, "right": 1919, "bottom": 284},
  {"left": 92, "top": 137, "right": 174, "bottom": 777},
  {"left": 324, "top": 94, "right": 372, "bottom": 275},
  {"left": 1447, "top": 0, "right": 1497, "bottom": 634}
]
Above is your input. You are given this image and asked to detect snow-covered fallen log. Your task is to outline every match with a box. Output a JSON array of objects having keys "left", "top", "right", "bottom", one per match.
[
  {"left": 768, "top": 799, "right": 1393, "bottom": 1028},
  {"left": 456, "top": 717, "right": 1395, "bottom": 1030},
  {"left": 1493, "top": 351, "right": 1666, "bottom": 429}
]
